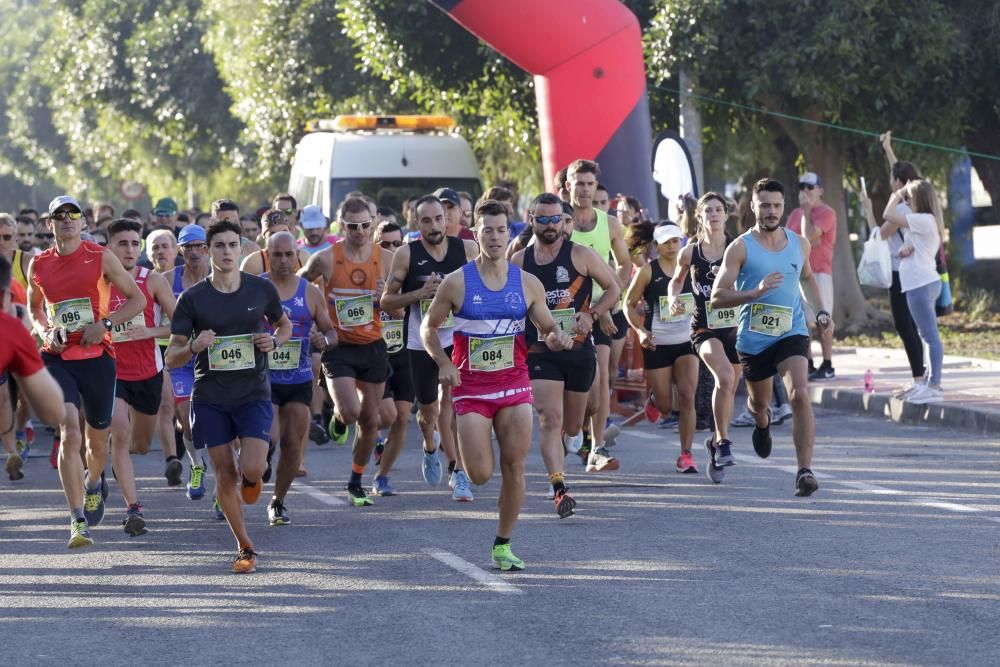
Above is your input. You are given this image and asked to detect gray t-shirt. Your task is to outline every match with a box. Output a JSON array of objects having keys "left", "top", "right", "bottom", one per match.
[{"left": 171, "top": 273, "right": 283, "bottom": 405}]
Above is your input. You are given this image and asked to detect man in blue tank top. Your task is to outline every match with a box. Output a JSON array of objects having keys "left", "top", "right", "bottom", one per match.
[{"left": 711, "top": 178, "right": 831, "bottom": 497}]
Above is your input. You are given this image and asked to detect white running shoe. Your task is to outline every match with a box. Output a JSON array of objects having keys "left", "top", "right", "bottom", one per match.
[
  {"left": 730, "top": 408, "right": 755, "bottom": 427},
  {"left": 771, "top": 403, "right": 794, "bottom": 425},
  {"left": 906, "top": 384, "right": 944, "bottom": 404},
  {"left": 545, "top": 484, "right": 555, "bottom": 500}
]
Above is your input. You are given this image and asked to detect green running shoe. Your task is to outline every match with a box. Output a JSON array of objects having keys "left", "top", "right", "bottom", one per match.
[
  {"left": 346, "top": 484, "right": 373, "bottom": 507},
  {"left": 67, "top": 519, "right": 93, "bottom": 549},
  {"left": 328, "top": 416, "right": 348, "bottom": 445},
  {"left": 491, "top": 543, "right": 525, "bottom": 571}
]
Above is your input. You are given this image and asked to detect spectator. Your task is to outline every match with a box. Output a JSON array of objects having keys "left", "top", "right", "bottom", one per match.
[
  {"left": 152, "top": 197, "right": 179, "bottom": 231},
  {"left": 786, "top": 172, "right": 837, "bottom": 379}
]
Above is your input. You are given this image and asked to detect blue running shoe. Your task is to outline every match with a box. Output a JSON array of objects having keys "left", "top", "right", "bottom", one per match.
[
  {"left": 372, "top": 475, "right": 397, "bottom": 497},
  {"left": 84, "top": 479, "right": 105, "bottom": 526},
  {"left": 187, "top": 464, "right": 207, "bottom": 500},
  {"left": 422, "top": 446, "right": 442, "bottom": 487},
  {"left": 715, "top": 438, "right": 736, "bottom": 467}
]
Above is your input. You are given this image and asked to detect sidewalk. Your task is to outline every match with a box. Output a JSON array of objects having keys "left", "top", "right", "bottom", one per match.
[{"left": 808, "top": 345, "right": 1000, "bottom": 436}]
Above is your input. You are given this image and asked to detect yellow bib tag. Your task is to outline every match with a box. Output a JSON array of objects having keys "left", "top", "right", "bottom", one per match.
[
  {"left": 749, "top": 303, "right": 793, "bottom": 336},
  {"left": 420, "top": 298, "right": 455, "bottom": 328},
  {"left": 660, "top": 293, "right": 694, "bottom": 322},
  {"left": 381, "top": 319, "right": 404, "bottom": 354},
  {"left": 270, "top": 338, "right": 301, "bottom": 371},
  {"left": 706, "top": 304, "right": 738, "bottom": 330},
  {"left": 51, "top": 297, "right": 95, "bottom": 332},
  {"left": 208, "top": 335, "right": 255, "bottom": 371},
  {"left": 468, "top": 335, "right": 515, "bottom": 372},
  {"left": 111, "top": 313, "right": 146, "bottom": 343},
  {"left": 335, "top": 294, "right": 373, "bottom": 327}
]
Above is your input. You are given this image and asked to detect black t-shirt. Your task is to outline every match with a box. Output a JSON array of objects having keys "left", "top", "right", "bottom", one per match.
[{"left": 171, "top": 273, "right": 283, "bottom": 405}]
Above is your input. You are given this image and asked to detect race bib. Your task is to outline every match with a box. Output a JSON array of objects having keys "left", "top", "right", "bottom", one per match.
[
  {"left": 208, "top": 334, "right": 256, "bottom": 371},
  {"left": 381, "top": 319, "right": 404, "bottom": 354},
  {"left": 111, "top": 313, "right": 146, "bottom": 343},
  {"left": 335, "top": 294, "right": 373, "bottom": 327},
  {"left": 541, "top": 307, "right": 577, "bottom": 340},
  {"left": 420, "top": 298, "right": 455, "bottom": 328},
  {"left": 270, "top": 338, "right": 301, "bottom": 371},
  {"left": 749, "top": 303, "right": 793, "bottom": 336},
  {"left": 50, "top": 297, "right": 94, "bottom": 332},
  {"left": 468, "top": 335, "right": 514, "bottom": 373},
  {"left": 660, "top": 293, "right": 694, "bottom": 322},
  {"left": 706, "top": 304, "right": 738, "bottom": 330}
]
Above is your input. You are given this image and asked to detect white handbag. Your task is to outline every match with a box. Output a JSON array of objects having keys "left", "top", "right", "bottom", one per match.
[{"left": 857, "top": 228, "right": 892, "bottom": 289}]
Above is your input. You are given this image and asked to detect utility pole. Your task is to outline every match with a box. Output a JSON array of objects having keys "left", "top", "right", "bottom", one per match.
[{"left": 679, "top": 68, "right": 704, "bottom": 195}]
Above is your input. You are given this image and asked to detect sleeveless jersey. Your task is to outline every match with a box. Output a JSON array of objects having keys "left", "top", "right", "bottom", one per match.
[
  {"left": 571, "top": 208, "right": 612, "bottom": 301},
  {"left": 522, "top": 240, "right": 593, "bottom": 351},
  {"left": 264, "top": 275, "right": 313, "bottom": 385},
  {"left": 689, "top": 237, "right": 735, "bottom": 333},
  {"left": 451, "top": 262, "right": 530, "bottom": 400},
  {"left": 643, "top": 259, "right": 693, "bottom": 346},
  {"left": 12, "top": 248, "right": 29, "bottom": 288},
  {"left": 167, "top": 266, "right": 200, "bottom": 365},
  {"left": 402, "top": 236, "right": 467, "bottom": 350},
  {"left": 734, "top": 229, "right": 809, "bottom": 355},
  {"left": 31, "top": 241, "right": 113, "bottom": 360},
  {"left": 325, "top": 241, "right": 382, "bottom": 345},
  {"left": 110, "top": 267, "right": 162, "bottom": 381}
]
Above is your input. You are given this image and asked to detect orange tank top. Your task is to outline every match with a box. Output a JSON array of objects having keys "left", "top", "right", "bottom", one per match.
[
  {"left": 325, "top": 241, "right": 382, "bottom": 345},
  {"left": 31, "top": 241, "right": 113, "bottom": 360}
]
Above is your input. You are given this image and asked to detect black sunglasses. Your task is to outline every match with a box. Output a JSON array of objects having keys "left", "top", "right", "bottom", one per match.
[
  {"left": 798, "top": 183, "right": 816, "bottom": 191},
  {"left": 380, "top": 240, "right": 403, "bottom": 248}
]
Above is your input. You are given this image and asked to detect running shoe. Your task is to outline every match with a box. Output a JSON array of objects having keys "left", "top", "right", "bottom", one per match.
[
  {"left": 675, "top": 450, "right": 698, "bottom": 474},
  {"left": 100, "top": 470, "right": 109, "bottom": 501},
  {"left": 212, "top": 494, "right": 225, "bottom": 520},
  {"left": 83, "top": 479, "right": 105, "bottom": 526},
  {"left": 906, "top": 384, "right": 944, "bottom": 404},
  {"left": 422, "top": 444, "right": 442, "bottom": 487},
  {"left": 730, "top": 408, "right": 755, "bottom": 428},
  {"left": 49, "top": 437, "right": 59, "bottom": 469},
  {"left": 491, "top": 543, "right": 525, "bottom": 571},
  {"left": 232, "top": 547, "right": 258, "bottom": 574},
  {"left": 603, "top": 423, "right": 621, "bottom": 448},
  {"left": 561, "top": 431, "right": 584, "bottom": 455},
  {"left": 5, "top": 452, "right": 24, "bottom": 481},
  {"left": 586, "top": 446, "right": 620, "bottom": 472},
  {"left": 187, "top": 464, "right": 207, "bottom": 500},
  {"left": 372, "top": 475, "right": 397, "bottom": 497},
  {"left": 893, "top": 381, "right": 923, "bottom": 399},
  {"left": 240, "top": 476, "right": 262, "bottom": 505},
  {"left": 67, "top": 519, "right": 93, "bottom": 549},
  {"left": 771, "top": 403, "right": 794, "bottom": 426},
  {"left": 164, "top": 458, "right": 183, "bottom": 487},
  {"left": 554, "top": 488, "right": 576, "bottom": 519},
  {"left": 545, "top": 485, "right": 555, "bottom": 500},
  {"left": 752, "top": 409, "right": 772, "bottom": 459},
  {"left": 262, "top": 443, "right": 275, "bottom": 484},
  {"left": 346, "top": 484, "right": 374, "bottom": 507},
  {"left": 310, "top": 416, "right": 330, "bottom": 445},
  {"left": 268, "top": 499, "right": 291, "bottom": 525},
  {"left": 704, "top": 438, "right": 725, "bottom": 484},
  {"left": 373, "top": 437, "right": 385, "bottom": 466},
  {"left": 657, "top": 413, "right": 680, "bottom": 429},
  {"left": 715, "top": 438, "right": 736, "bottom": 467},
  {"left": 809, "top": 364, "right": 835, "bottom": 381},
  {"left": 122, "top": 503, "right": 147, "bottom": 537},
  {"left": 794, "top": 468, "right": 819, "bottom": 497},
  {"left": 644, "top": 398, "right": 660, "bottom": 423},
  {"left": 15, "top": 438, "right": 29, "bottom": 463},
  {"left": 451, "top": 470, "right": 474, "bottom": 502},
  {"left": 328, "top": 415, "right": 348, "bottom": 445}
]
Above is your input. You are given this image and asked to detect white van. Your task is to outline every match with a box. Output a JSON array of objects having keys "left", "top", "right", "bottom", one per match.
[{"left": 288, "top": 115, "right": 483, "bottom": 217}]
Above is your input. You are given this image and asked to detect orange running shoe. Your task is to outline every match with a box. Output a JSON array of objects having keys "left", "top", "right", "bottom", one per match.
[
  {"left": 240, "top": 476, "right": 262, "bottom": 504},
  {"left": 554, "top": 488, "right": 576, "bottom": 519},
  {"left": 232, "top": 547, "right": 257, "bottom": 574},
  {"left": 675, "top": 450, "right": 698, "bottom": 474}
]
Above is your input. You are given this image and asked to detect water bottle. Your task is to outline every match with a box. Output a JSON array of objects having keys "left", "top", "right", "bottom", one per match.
[{"left": 863, "top": 369, "right": 874, "bottom": 394}]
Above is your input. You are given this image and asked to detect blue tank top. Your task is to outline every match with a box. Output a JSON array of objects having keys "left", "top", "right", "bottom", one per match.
[
  {"left": 264, "top": 275, "right": 313, "bottom": 385},
  {"left": 734, "top": 229, "right": 809, "bottom": 355}
]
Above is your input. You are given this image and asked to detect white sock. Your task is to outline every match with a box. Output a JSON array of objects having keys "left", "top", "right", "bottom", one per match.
[{"left": 183, "top": 438, "right": 204, "bottom": 468}]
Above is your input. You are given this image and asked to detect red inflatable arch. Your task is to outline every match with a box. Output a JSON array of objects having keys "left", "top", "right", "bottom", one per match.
[{"left": 430, "top": 0, "right": 657, "bottom": 210}]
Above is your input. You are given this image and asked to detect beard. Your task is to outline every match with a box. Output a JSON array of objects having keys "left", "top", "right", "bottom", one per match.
[
  {"left": 535, "top": 228, "right": 559, "bottom": 245},
  {"left": 424, "top": 231, "right": 444, "bottom": 245},
  {"left": 759, "top": 217, "right": 781, "bottom": 232}
]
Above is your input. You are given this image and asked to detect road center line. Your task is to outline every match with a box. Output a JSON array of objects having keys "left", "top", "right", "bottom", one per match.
[
  {"left": 424, "top": 549, "right": 523, "bottom": 595},
  {"left": 293, "top": 482, "right": 347, "bottom": 506}
]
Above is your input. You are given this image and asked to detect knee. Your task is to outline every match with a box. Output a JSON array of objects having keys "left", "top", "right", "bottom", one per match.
[
  {"left": 536, "top": 408, "right": 562, "bottom": 432},
  {"left": 214, "top": 458, "right": 238, "bottom": 484},
  {"left": 790, "top": 385, "right": 811, "bottom": 409},
  {"left": 357, "top": 408, "right": 378, "bottom": 433},
  {"left": 676, "top": 386, "right": 695, "bottom": 409},
  {"left": 748, "top": 393, "right": 769, "bottom": 414},
  {"left": 717, "top": 370, "right": 735, "bottom": 396},
  {"left": 651, "top": 391, "right": 672, "bottom": 414},
  {"left": 337, "top": 404, "right": 361, "bottom": 425},
  {"left": 466, "top": 466, "right": 492, "bottom": 486}
]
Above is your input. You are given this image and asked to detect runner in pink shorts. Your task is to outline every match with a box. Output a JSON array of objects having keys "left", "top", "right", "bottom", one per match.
[{"left": 420, "top": 199, "right": 572, "bottom": 572}]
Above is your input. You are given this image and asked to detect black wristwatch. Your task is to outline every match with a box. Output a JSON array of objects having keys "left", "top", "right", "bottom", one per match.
[{"left": 102, "top": 317, "right": 113, "bottom": 331}]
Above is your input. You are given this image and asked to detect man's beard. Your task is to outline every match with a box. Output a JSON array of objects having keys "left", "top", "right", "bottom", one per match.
[
  {"left": 535, "top": 228, "right": 559, "bottom": 245},
  {"left": 425, "top": 231, "right": 444, "bottom": 245}
]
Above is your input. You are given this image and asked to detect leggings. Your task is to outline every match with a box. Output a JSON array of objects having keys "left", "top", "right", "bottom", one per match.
[
  {"left": 905, "top": 279, "right": 943, "bottom": 386},
  {"left": 890, "top": 271, "right": 925, "bottom": 379}
]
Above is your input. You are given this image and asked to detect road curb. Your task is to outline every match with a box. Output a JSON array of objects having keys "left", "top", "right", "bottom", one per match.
[{"left": 808, "top": 386, "right": 1000, "bottom": 436}]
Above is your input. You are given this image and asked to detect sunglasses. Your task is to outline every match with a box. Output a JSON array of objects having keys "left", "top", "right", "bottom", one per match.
[
  {"left": 798, "top": 184, "right": 816, "bottom": 191},
  {"left": 534, "top": 215, "right": 562, "bottom": 226},
  {"left": 379, "top": 240, "right": 403, "bottom": 249},
  {"left": 35, "top": 233, "right": 55, "bottom": 239},
  {"left": 51, "top": 211, "right": 83, "bottom": 221},
  {"left": 0, "top": 234, "right": 12, "bottom": 241},
  {"left": 344, "top": 221, "right": 372, "bottom": 231}
]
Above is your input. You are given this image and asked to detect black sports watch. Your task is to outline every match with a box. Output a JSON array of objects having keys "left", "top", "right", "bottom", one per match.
[{"left": 102, "top": 317, "right": 114, "bottom": 331}]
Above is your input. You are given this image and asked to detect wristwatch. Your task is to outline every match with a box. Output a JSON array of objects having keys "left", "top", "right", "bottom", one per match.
[{"left": 102, "top": 317, "right": 113, "bottom": 331}]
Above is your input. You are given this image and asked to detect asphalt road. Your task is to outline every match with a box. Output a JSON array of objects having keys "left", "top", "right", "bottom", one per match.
[{"left": 2, "top": 409, "right": 999, "bottom": 666}]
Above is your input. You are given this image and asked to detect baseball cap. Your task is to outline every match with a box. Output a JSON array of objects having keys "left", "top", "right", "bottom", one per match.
[
  {"left": 799, "top": 172, "right": 823, "bottom": 187},
  {"left": 153, "top": 197, "right": 178, "bottom": 216},
  {"left": 653, "top": 223, "right": 684, "bottom": 244},
  {"left": 48, "top": 195, "right": 83, "bottom": 215},
  {"left": 300, "top": 205, "right": 327, "bottom": 229},
  {"left": 177, "top": 224, "right": 207, "bottom": 246},
  {"left": 433, "top": 188, "right": 461, "bottom": 207}
]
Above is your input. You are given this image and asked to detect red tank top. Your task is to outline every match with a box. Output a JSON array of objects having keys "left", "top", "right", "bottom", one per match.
[
  {"left": 110, "top": 267, "right": 162, "bottom": 381},
  {"left": 31, "top": 241, "right": 113, "bottom": 360}
]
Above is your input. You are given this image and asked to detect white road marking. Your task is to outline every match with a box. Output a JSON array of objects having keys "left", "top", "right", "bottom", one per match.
[
  {"left": 627, "top": 430, "right": 661, "bottom": 440},
  {"left": 918, "top": 500, "right": 980, "bottom": 513},
  {"left": 424, "top": 549, "right": 523, "bottom": 595},
  {"left": 293, "top": 482, "right": 347, "bottom": 506},
  {"left": 837, "top": 480, "right": 903, "bottom": 495}
]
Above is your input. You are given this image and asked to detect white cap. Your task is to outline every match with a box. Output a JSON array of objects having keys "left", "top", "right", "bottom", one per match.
[{"left": 653, "top": 223, "right": 684, "bottom": 244}]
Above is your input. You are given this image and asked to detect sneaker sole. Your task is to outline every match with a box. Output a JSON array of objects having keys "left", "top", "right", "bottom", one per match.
[
  {"left": 67, "top": 534, "right": 94, "bottom": 549},
  {"left": 586, "top": 460, "right": 620, "bottom": 473},
  {"left": 452, "top": 494, "right": 474, "bottom": 502},
  {"left": 795, "top": 476, "right": 819, "bottom": 497},
  {"left": 123, "top": 517, "right": 147, "bottom": 537},
  {"left": 491, "top": 559, "right": 524, "bottom": 572},
  {"left": 164, "top": 460, "right": 183, "bottom": 486},
  {"left": 269, "top": 518, "right": 291, "bottom": 526},
  {"left": 186, "top": 489, "right": 206, "bottom": 500},
  {"left": 752, "top": 426, "right": 772, "bottom": 459},
  {"left": 348, "top": 496, "right": 374, "bottom": 507},
  {"left": 555, "top": 495, "right": 576, "bottom": 519},
  {"left": 6, "top": 455, "right": 23, "bottom": 478},
  {"left": 232, "top": 564, "right": 257, "bottom": 574}
]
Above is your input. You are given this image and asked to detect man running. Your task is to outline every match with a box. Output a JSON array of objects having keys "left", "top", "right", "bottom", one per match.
[
  {"left": 299, "top": 197, "right": 392, "bottom": 507},
  {"left": 711, "top": 178, "right": 827, "bottom": 497},
  {"left": 240, "top": 209, "right": 311, "bottom": 276},
  {"left": 380, "top": 194, "right": 478, "bottom": 500},
  {"left": 421, "top": 200, "right": 573, "bottom": 571},
  {"left": 298, "top": 205, "right": 337, "bottom": 255},
  {"left": 261, "top": 231, "right": 337, "bottom": 525},
  {"left": 28, "top": 195, "right": 146, "bottom": 548},
  {"left": 165, "top": 219, "right": 291, "bottom": 573},
  {"left": 511, "top": 193, "right": 619, "bottom": 517}
]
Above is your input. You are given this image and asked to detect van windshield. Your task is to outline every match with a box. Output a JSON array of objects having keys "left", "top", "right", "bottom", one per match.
[{"left": 332, "top": 178, "right": 483, "bottom": 215}]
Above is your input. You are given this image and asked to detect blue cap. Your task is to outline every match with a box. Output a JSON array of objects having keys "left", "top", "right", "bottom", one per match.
[
  {"left": 177, "top": 224, "right": 207, "bottom": 246},
  {"left": 48, "top": 195, "right": 83, "bottom": 215},
  {"left": 300, "top": 205, "right": 327, "bottom": 229}
]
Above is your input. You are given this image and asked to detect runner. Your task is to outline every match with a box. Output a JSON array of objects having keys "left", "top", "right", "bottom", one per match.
[
  {"left": 166, "top": 225, "right": 211, "bottom": 499},
  {"left": 421, "top": 200, "right": 573, "bottom": 570},
  {"left": 380, "top": 194, "right": 478, "bottom": 500},
  {"left": 212, "top": 199, "right": 260, "bottom": 259},
  {"left": 28, "top": 195, "right": 146, "bottom": 548},
  {"left": 298, "top": 205, "right": 337, "bottom": 255},
  {"left": 299, "top": 197, "right": 393, "bottom": 507},
  {"left": 624, "top": 223, "right": 701, "bottom": 475},
  {"left": 710, "top": 178, "right": 825, "bottom": 497},
  {"left": 564, "top": 159, "right": 631, "bottom": 465},
  {"left": 261, "top": 231, "right": 337, "bottom": 524},
  {"left": 105, "top": 218, "right": 177, "bottom": 534},
  {"left": 511, "top": 192, "right": 620, "bottom": 518},
  {"left": 165, "top": 219, "right": 291, "bottom": 572},
  {"left": 669, "top": 193, "right": 742, "bottom": 483},
  {"left": 240, "top": 209, "right": 311, "bottom": 276}
]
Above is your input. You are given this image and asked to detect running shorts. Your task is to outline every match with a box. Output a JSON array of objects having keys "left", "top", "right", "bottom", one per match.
[
  {"left": 115, "top": 371, "right": 164, "bottom": 416},
  {"left": 642, "top": 341, "right": 696, "bottom": 371},
  {"left": 738, "top": 334, "right": 810, "bottom": 383},
  {"left": 191, "top": 400, "right": 273, "bottom": 448},
  {"left": 271, "top": 380, "right": 313, "bottom": 408},
  {"left": 528, "top": 346, "right": 597, "bottom": 393},
  {"left": 42, "top": 351, "right": 116, "bottom": 429},
  {"left": 321, "top": 340, "right": 388, "bottom": 384},
  {"left": 691, "top": 328, "right": 739, "bottom": 365}
]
